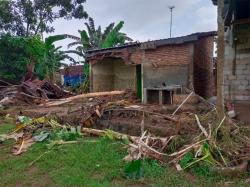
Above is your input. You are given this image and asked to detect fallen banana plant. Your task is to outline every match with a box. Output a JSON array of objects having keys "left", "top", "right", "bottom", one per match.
[
  {"left": 81, "top": 127, "right": 173, "bottom": 162},
  {"left": 12, "top": 138, "right": 35, "bottom": 155},
  {"left": 0, "top": 115, "right": 82, "bottom": 155}
]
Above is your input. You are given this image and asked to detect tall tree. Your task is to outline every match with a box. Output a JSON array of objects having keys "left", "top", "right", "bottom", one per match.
[
  {"left": 0, "top": 0, "right": 88, "bottom": 37},
  {"left": 0, "top": 34, "right": 45, "bottom": 81},
  {"left": 217, "top": 0, "right": 225, "bottom": 120},
  {"left": 0, "top": 33, "right": 73, "bottom": 81}
]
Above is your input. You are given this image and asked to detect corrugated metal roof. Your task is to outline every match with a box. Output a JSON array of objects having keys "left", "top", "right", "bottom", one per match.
[
  {"left": 86, "top": 31, "right": 216, "bottom": 55},
  {"left": 86, "top": 42, "right": 140, "bottom": 54}
]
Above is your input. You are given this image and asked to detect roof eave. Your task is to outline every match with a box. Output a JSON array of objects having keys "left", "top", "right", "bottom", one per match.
[{"left": 86, "top": 31, "right": 216, "bottom": 55}]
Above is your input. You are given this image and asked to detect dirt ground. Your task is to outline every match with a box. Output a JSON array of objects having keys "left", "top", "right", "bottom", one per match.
[
  {"left": 2, "top": 90, "right": 249, "bottom": 138},
  {"left": 16, "top": 94, "right": 211, "bottom": 137}
]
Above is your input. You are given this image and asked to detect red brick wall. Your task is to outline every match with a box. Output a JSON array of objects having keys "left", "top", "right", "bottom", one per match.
[
  {"left": 130, "top": 49, "right": 143, "bottom": 64},
  {"left": 144, "top": 44, "right": 192, "bottom": 66},
  {"left": 193, "top": 36, "right": 214, "bottom": 98}
]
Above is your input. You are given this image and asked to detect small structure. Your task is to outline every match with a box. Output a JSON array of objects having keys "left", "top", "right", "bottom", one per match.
[
  {"left": 213, "top": 0, "right": 250, "bottom": 101},
  {"left": 86, "top": 32, "right": 215, "bottom": 103},
  {"left": 60, "top": 65, "right": 85, "bottom": 87}
]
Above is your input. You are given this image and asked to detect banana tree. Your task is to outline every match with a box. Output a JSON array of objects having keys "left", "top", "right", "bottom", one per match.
[
  {"left": 64, "top": 17, "right": 133, "bottom": 57},
  {"left": 59, "top": 18, "right": 132, "bottom": 92},
  {"left": 36, "top": 35, "right": 78, "bottom": 81}
]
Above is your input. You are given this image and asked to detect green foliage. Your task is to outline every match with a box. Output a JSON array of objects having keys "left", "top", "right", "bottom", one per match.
[
  {"left": 0, "top": 34, "right": 45, "bottom": 80},
  {"left": 181, "top": 142, "right": 221, "bottom": 171},
  {"left": 40, "top": 34, "right": 68, "bottom": 80},
  {"left": 180, "top": 151, "right": 195, "bottom": 169},
  {"left": 0, "top": 33, "right": 68, "bottom": 81},
  {"left": 84, "top": 63, "right": 90, "bottom": 76},
  {"left": 64, "top": 17, "right": 133, "bottom": 61},
  {"left": 178, "top": 143, "right": 224, "bottom": 180},
  {"left": 0, "top": 0, "right": 88, "bottom": 36},
  {"left": 191, "top": 162, "right": 215, "bottom": 178},
  {"left": 124, "top": 160, "right": 144, "bottom": 179},
  {"left": 101, "top": 21, "right": 131, "bottom": 49},
  {"left": 51, "top": 126, "right": 82, "bottom": 142}
]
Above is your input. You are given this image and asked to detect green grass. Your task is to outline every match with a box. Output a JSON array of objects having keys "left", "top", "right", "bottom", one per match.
[{"left": 0, "top": 123, "right": 249, "bottom": 187}]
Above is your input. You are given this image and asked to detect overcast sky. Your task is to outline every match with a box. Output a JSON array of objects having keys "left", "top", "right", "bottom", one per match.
[{"left": 48, "top": 0, "right": 217, "bottom": 62}]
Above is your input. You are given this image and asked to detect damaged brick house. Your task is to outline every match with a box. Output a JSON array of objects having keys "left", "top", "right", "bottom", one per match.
[
  {"left": 213, "top": 0, "right": 250, "bottom": 101},
  {"left": 86, "top": 31, "right": 215, "bottom": 104}
]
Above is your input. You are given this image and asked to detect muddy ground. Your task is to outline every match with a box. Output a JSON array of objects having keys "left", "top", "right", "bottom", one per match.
[{"left": 3, "top": 93, "right": 211, "bottom": 137}]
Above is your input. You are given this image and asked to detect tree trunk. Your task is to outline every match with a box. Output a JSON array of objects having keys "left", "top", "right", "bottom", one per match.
[{"left": 216, "top": 0, "right": 225, "bottom": 120}]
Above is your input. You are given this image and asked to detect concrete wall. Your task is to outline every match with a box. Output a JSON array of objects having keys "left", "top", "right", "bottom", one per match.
[
  {"left": 91, "top": 58, "right": 136, "bottom": 92},
  {"left": 113, "top": 60, "right": 136, "bottom": 90},
  {"left": 224, "top": 28, "right": 250, "bottom": 101},
  {"left": 92, "top": 58, "right": 114, "bottom": 92},
  {"left": 143, "top": 64, "right": 189, "bottom": 88}
]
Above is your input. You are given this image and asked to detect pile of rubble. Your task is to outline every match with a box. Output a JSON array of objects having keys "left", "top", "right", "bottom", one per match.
[
  {"left": 1, "top": 107, "right": 250, "bottom": 175},
  {"left": 0, "top": 76, "right": 71, "bottom": 107},
  {"left": 1, "top": 81, "right": 250, "bottom": 176}
]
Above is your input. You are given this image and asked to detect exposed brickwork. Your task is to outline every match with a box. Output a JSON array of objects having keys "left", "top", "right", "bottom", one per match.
[
  {"left": 193, "top": 36, "right": 214, "bottom": 98},
  {"left": 87, "top": 34, "right": 215, "bottom": 98},
  {"left": 130, "top": 49, "right": 143, "bottom": 64},
  {"left": 145, "top": 44, "right": 192, "bottom": 66}
]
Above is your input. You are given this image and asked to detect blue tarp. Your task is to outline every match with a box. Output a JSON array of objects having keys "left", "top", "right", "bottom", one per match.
[{"left": 64, "top": 74, "right": 85, "bottom": 87}]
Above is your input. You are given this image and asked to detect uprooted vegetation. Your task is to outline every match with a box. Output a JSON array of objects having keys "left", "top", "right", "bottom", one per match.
[
  {"left": 1, "top": 86, "right": 250, "bottom": 184},
  {"left": 2, "top": 123, "right": 240, "bottom": 187}
]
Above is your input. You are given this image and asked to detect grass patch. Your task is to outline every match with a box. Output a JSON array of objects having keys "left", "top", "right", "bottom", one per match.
[
  {"left": 0, "top": 122, "right": 249, "bottom": 186},
  {"left": 0, "top": 123, "right": 15, "bottom": 134}
]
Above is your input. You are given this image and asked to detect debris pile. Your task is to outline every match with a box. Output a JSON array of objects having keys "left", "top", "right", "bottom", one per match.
[
  {"left": 1, "top": 86, "right": 250, "bottom": 176},
  {"left": 0, "top": 77, "right": 71, "bottom": 107},
  {"left": 0, "top": 115, "right": 81, "bottom": 157},
  {"left": 23, "top": 90, "right": 140, "bottom": 127},
  {"left": 81, "top": 111, "right": 250, "bottom": 175},
  {"left": 1, "top": 100, "right": 250, "bottom": 176}
]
